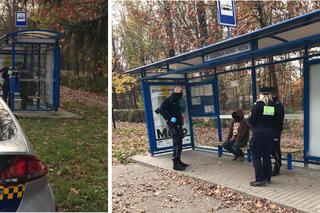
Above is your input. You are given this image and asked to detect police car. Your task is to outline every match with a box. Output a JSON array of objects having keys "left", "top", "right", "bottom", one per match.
[{"left": 0, "top": 98, "right": 54, "bottom": 211}]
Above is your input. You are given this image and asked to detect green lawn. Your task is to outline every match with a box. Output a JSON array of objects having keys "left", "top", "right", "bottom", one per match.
[{"left": 19, "top": 101, "right": 107, "bottom": 211}]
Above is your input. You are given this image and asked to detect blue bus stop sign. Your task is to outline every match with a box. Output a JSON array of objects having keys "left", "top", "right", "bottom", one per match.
[
  {"left": 15, "top": 11, "right": 27, "bottom": 27},
  {"left": 217, "top": 0, "right": 236, "bottom": 27}
]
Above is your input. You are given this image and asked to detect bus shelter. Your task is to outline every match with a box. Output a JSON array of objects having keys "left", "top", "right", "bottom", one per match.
[
  {"left": 0, "top": 30, "right": 62, "bottom": 111},
  {"left": 126, "top": 10, "right": 320, "bottom": 166}
]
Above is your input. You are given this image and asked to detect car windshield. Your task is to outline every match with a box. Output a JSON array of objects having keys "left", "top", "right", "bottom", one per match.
[{"left": 0, "top": 105, "right": 17, "bottom": 141}]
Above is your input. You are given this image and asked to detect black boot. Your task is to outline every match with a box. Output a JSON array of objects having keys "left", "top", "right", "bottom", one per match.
[
  {"left": 271, "top": 165, "right": 280, "bottom": 176},
  {"left": 173, "top": 160, "right": 185, "bottom": 171},
  {"left": 178, "top": 158, "right": 188, "bottom": 167},
  {"left": 250, "top": 181, "right": 266, "bottom": 187}
]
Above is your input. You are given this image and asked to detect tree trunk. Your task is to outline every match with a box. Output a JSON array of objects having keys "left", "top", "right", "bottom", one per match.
[
  {"left": 132, "top": 88, "right": 138, "bottom": 109},
  {"left": 113, "top": 86, "right": 119, "bottom": 109},
  {"left": 196, "top": 1, "right": 208, "bottom": 47},
  {"left": 163, "top": 1, "right": 175, "bottom": 57},
  {"left": 269, "top": 57, "right": 279, "bottom": 97}
]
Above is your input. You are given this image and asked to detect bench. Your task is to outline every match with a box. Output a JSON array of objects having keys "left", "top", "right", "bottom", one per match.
[{"left": 240, "top": 146, "right": 300, "bottom": 170}]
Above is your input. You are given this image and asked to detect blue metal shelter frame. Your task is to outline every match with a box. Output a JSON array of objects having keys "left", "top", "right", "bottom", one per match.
[
  {"left": 127, "top": 10, "right": 320, "bottom": 165},
  {"left": 0, "top": 30, "right": 62, "bottom": 111}
]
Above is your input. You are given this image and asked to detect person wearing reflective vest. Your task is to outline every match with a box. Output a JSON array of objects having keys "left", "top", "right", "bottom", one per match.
[{"left": 248, "top": 87, "right": 276, "bottom": 187}]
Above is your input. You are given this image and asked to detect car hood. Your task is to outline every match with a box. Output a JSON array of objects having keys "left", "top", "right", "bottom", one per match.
[{"left": 0, "top": 99, "right": 33, "bottom": 155}]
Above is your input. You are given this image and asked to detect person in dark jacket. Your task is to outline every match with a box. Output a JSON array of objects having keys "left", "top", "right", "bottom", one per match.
[
  {"left": 271, "top": 89, "right": 285, "bottom": 176},
  {"left": 0, "top": 66, "right": 10, "bottom": 103},
  {"left": 158, "top": 86, "right": 187, "bottom": 171},
  {"left": 248, "top": 87, "right": 275, "bottom": 187},
  {"left": 223, "top": 109, "right": 250, "bottom": 162},
  {"left": 19, "top": 71, "right": 37, "bottom": 110}
]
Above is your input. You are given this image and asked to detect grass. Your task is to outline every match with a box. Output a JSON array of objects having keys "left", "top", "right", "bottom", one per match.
[{"left": 19, "top": 101, "right": 107, "bottom": 211}]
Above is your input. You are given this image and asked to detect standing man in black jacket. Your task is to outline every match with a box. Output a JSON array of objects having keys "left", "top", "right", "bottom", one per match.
[
  {"left": 158, "top": 86, "right": 188, "bottom": 171},
  {"left": 271, "top": 89, "right": 285, "bottom": 176},
  {"left": 0, "top": 66, "right": 10, "bottom": 103},
  {"left": 248, "top": 87, "right": 275, "bottom": 186}
]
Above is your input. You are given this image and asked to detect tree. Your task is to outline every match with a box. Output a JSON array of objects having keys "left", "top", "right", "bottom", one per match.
[{"left": 29, "top": 0, "right": 108, "bottom": 77}]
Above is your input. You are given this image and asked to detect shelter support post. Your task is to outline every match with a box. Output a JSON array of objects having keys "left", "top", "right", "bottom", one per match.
[
  {"left": 53, "top": 45, "right": 61, "bottom": 110},
  {"left": 9, "top": 37, "right": 15, "bottom": 110},
  {"left": 141, "top": 79, "right": 155, "bottom": 156},
  {"left": 287, "top": 153, "right": 292, "bottom": 170},
  {"left": 11, "top": 37, "right": 15, "bottom": 70},
  {"left": 303, "top": 46, "right": 309, "bottom": 167},
  {"left": 37, "top": 47, "right": 41, "bottom": 109},
  {"left": 213, "top": 69, "right": 223, "bottom": 158},
  {"left": 251, "top": 58, "right": 257, "bottom": 103},
  {"left": 185, "top": 79, "right": 195, "bottom": 149}
]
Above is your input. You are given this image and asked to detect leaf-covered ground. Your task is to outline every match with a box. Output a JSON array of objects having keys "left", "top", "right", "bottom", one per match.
[
  {"left": 19, "top": 86, "right": 107, "bottom": 211},
  {"left": 113, "top": 164, "right": 298, "bottom": 213},
  {"left": 112, "top": 121, "right": 302, "bottom": 213},
  {"left": 60, "top": 85, "right": 107, "bottom": 110}
]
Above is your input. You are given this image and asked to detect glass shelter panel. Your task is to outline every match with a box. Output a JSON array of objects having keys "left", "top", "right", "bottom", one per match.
[
  {"left": 7, "top": 44, "right": 56, "bottom": 111},
  {"left": 218, "top": 70, "right": 253, "bottom": 115},
  {"left": 193, "top": 118, "right": 218, "bottom": 148}
]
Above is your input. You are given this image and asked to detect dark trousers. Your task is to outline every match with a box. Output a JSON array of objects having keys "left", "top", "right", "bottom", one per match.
[
  {"left": 223, "top": 140, "right": 244, "bottom": 157},
  {"left": 2, "top": 83, "right": 9, "bottom": 103},
  {"left": 168, "top": 125, "right": 183, "bottom": 161},
  {"left": 250, "top": 127, "right": 273, "bottom": 182},
  {"left": 271, "top": 138, "right": 282, "bottom": 168}
]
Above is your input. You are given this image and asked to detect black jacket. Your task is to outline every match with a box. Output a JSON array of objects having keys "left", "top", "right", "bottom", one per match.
[
  {"left": 227, "top": 109, "right": 250, "bottom": 146},
  {"left": 1, "top": 67, "right": 10, "bottom": 85},
  {"left": 158, "top": 93, "right": 183, "bottom": 126},
  {"left": 274, "top": 99, "right": 285, "bottom": 139}
]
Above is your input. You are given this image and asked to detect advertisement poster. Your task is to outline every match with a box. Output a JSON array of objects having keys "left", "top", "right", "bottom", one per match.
[{"left": 150, "top": 85, "right": 191, "bottom": 149}]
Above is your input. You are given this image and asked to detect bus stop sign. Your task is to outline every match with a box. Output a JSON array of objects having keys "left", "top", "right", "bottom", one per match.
[
  {"left": 217, "top": 0, "right": 236, "bottom": 27},
  {"left": 15, "top": 11, "right": 27, "bottom": 27}
]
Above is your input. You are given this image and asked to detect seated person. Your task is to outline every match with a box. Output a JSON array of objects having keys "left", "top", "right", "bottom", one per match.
[
  {"left": 19, "top": 70, "right": 36, "bottom": 110},
  {"left": 223, "top": 109, "right": 250, "bottom": 162}
]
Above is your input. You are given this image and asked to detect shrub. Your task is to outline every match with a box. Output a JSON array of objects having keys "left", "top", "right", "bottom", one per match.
[{"left": 113, "top": 108, "right": 145, "bottom": 122}]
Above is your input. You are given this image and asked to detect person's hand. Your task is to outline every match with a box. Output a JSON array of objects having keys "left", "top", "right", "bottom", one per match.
[{"left": 170, "top": 117, "right": 177, "bottom": 123}]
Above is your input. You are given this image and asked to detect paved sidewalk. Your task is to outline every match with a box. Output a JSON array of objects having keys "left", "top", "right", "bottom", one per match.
[
  {"left": 132, "top": 150, "right": 320, "bottom": 213},
  {"left": 14, "top": 109, "right": 80, "bottom": 119}
]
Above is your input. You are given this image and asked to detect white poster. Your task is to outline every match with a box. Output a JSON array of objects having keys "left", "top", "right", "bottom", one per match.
[
  {"left": 309, "top": 63, "right": 320, "bottom": 157},
  {"left": 150, "top": 85, "right": 191, "bottom": 149},
  {"left": 204, "top": 84, "right": 213, "bottom": 96},
  {"left": 204, "top": 105, "right": 214, "bottom": 113},
  {"left": 220, "top": 0, "right": 233, "bottom": 16}
]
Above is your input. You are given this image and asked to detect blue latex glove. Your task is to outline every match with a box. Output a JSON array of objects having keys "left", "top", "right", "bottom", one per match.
[{"left": 170, "top": 117, "right": 177, "bottom": 123}]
